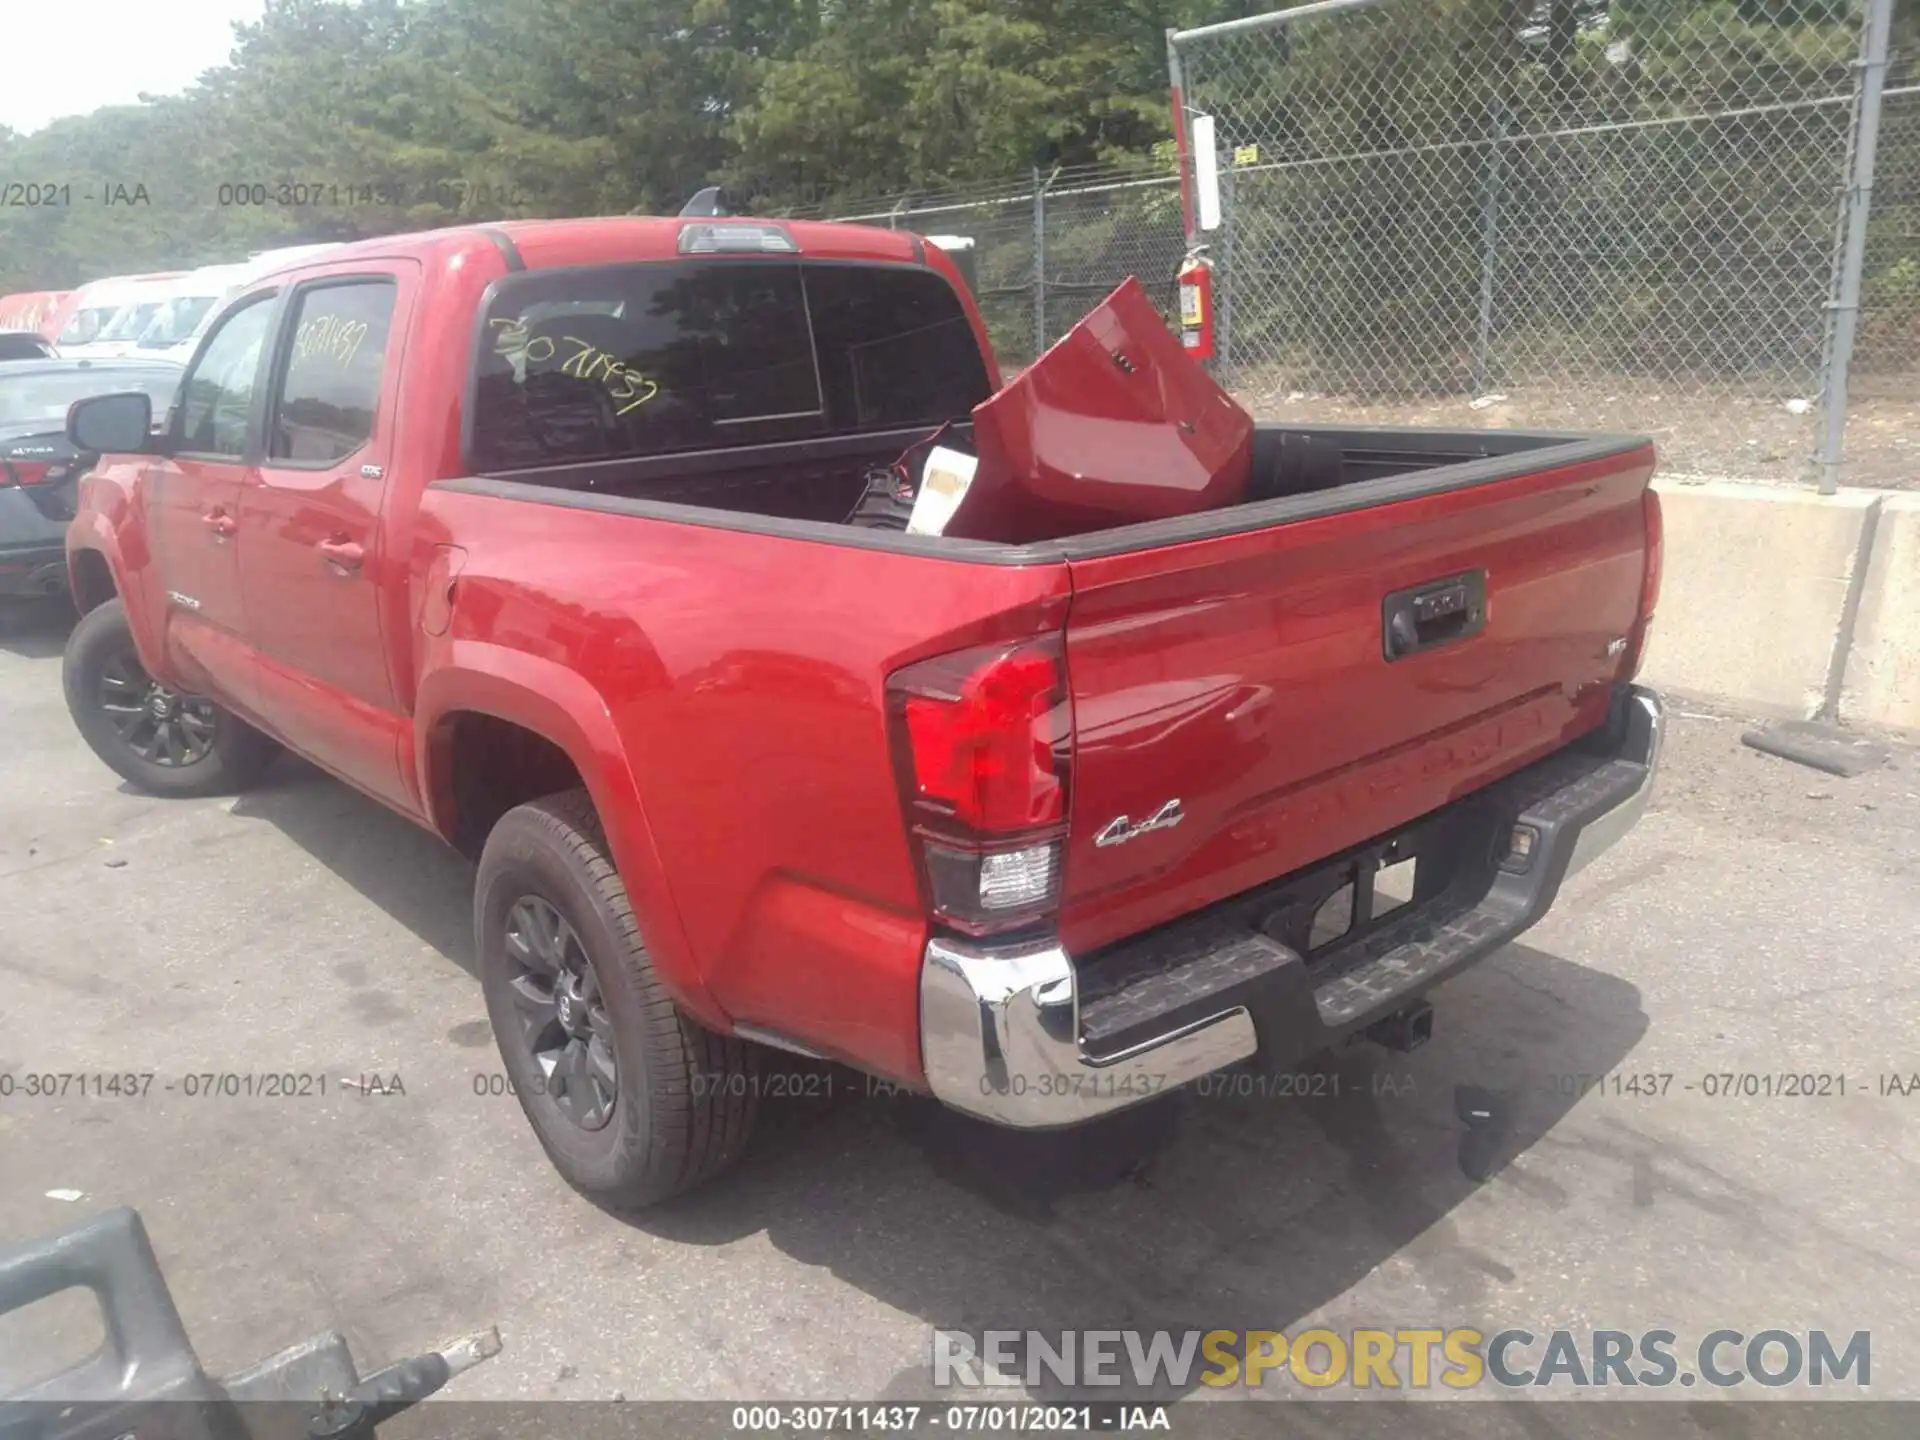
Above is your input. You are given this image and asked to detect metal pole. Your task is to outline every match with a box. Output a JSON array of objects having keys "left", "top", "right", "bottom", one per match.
[
  {"left": 1032, "top": 167, "right": 1048, "bottom": 359},
  {"left": 1171, "top": 0, "right": 1390, "bottom": 45},
  {"left": 1815, "top": 0, "right": 1894, "bottom": 495},
  {"left": 1476, "top": 94, "right": 1509, "bottom": 396},
  {"left": 1220, "top": 163, "right": 1237, "bottom": 384},
  {"left": 1167, "top": 28, "right": 1195, "bottom": 241}
]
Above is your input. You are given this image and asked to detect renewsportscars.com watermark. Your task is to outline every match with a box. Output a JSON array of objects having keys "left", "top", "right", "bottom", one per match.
[{"left": 933, "top": 1328, "right": 1872, "bottom": 1391}]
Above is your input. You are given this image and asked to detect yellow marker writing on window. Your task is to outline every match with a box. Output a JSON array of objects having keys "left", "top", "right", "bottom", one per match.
[
  {"left": 560, "top": 336, "right": 659, "bottom": 415},
  {"left": 294, "top": 313, "right": 370, "bottom": 367},
  {"left": 488, "top": 316, "right": 554, "bottom": 363}
]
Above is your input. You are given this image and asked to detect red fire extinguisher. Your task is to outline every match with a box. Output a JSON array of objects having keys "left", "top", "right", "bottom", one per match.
[{"left": 1177, "top": 245, "right": 1215, "bottom": 362}]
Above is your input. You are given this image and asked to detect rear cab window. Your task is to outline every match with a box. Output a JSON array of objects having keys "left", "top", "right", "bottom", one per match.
[{"left": 466, "top": 260, "right": 991, "bottom": 474}]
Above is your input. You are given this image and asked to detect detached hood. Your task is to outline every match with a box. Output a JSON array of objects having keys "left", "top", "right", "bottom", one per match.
[{"left": 949, "top": 277, "right": 1254, "bottom": 543}]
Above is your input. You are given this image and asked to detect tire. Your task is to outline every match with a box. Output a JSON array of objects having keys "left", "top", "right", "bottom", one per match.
[
  {"left": 61, "top": 598, "right": 278, "bottom": 797},
  {"left": 475, "top": 788, "right": 758, "bottom": 1208}
]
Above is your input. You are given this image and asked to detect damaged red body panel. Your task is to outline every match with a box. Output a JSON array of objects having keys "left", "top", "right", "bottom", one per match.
[{"left": 952, "top": 277, "right": 1255, "bottom": 542}]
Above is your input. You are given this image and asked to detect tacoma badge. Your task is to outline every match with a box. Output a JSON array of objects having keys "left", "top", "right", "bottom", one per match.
[{"left": 1094, "top": 798, "right": 1185, "bottom": 848}]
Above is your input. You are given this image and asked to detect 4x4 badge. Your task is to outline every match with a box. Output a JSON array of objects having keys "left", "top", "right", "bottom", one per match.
[{"left": 1094, "top": 799, "right": 1185, "bottom": 848}]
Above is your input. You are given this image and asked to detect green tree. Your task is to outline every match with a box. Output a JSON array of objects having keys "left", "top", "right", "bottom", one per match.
[{"left": 726, "top": 0, "right": 1264, "bottom": 206}]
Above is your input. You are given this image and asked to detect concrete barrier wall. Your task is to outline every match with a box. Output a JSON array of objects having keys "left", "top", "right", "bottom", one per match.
[
  {"left": 1638, "top": 478, "right": 1881, "bottom": 722},
  {"left": 1842, "top": 494, "right": 1920, "bottom": 736}
]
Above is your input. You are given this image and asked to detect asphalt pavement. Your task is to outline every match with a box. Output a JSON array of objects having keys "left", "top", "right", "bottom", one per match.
[{"left": 2, "top": 599, "right": 1917, "bottom": 1429}]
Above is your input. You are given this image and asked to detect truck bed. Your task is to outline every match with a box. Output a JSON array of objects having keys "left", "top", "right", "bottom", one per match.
[
  {"left": 433, "top": 418, "right": 1655, "bottom": 1004},
  {"left": 443, "top": 422, "right": 1641, "bottom": 560}
]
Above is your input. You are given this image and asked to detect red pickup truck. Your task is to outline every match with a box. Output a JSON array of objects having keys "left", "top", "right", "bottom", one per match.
[{"left": 59, "top": 216, "right": 1664, "bottom": 1208}]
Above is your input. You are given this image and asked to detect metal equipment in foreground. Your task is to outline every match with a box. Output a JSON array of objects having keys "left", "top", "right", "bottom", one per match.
[{"left": 0, "top": 1207, "right": 500, "bottom": 1440}]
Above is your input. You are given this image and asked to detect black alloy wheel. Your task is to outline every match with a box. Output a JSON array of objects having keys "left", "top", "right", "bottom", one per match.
[
  {"left": 96, "top": 650, "right": 220, "bottom": 768},
  {"left": 501, "top": 894, "right": 619, "bottom": 1131},
  {"left": 62, "top": 598, "right": 278, "bottom": 797},
  {"left": 474, "top": 788, "right": 760, "bottom": 1208}
]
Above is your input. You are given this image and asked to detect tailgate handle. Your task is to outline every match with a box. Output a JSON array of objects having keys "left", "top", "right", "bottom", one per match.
[{"left": 1383, "top": 570, "right": 1487, "bottom": 661}]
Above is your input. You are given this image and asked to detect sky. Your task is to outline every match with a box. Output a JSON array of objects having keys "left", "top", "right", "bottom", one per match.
[{"left": 1, "top": 0, "right": 266, "bottom": 136}]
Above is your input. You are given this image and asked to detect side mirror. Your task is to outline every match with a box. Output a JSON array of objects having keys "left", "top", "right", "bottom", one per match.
[{"left": 67, "top": 392, "right": 157, "bottom": 456}]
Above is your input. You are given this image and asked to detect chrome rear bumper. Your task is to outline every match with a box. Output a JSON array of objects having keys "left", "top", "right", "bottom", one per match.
[
  {"left": 918, "top": 685, "right": 1664, "bottom": 1129},
  {"left": 921, "top": 938, "right": 1259, "bottom": 1127}
]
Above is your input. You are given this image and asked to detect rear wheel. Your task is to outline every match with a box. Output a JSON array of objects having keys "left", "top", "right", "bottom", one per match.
[
  {"left": 61, "top": 598, "right": 277, "bottom": 796},
  {"left": 475, "top": 789, "right": 759, "bottom": 1209}
]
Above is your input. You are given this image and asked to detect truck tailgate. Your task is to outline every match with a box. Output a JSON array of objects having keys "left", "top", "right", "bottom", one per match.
[{"left": 1058, "top": 440, "right": 1656, "bottom": 955}]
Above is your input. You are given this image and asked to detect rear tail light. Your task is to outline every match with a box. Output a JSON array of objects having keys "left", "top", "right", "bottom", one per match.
[
  {"left": 886, "top": 636, "right": 1072, "bottom": 936},
  {"left": 0, "top": 460, "right": 65, "bottom": 487},
  {"left": 1622, "top": 486, "right": 1663, "bottom": 680}
]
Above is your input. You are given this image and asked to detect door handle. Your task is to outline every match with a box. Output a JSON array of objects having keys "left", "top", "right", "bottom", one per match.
[
  {"left": 201, "top": 509, "right": 237, "bottom": 538},
  {"left": 317, "top": 537, "right": 365, "bottom": 573}
]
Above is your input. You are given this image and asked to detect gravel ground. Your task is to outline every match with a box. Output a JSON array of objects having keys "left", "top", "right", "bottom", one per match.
[
  {"left": 1242, "top": 376, "right": 1919, "bottom": 491},
  {"left": 1, "top": 601, "right": 1918, "bottom": 1434}
]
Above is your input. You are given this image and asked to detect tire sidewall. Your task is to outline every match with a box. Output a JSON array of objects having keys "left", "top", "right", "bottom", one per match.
[
  {"left": 476, "top": 810, "right": 660, "bottom": 1194},
  {"left": 61, "top": 600, "right": 244, "bottom": 795}
]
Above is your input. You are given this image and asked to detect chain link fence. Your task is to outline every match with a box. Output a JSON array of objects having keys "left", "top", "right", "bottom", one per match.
[
  {"left": 794, "top": 163, "right": 1187, "bottom": 373},
  {"left": 1174, "top": 0, "right": 1915, "bottom": 488},
  {"left": 787, "top": 0, "right": 1915, "bottom": 489},
  {"left": 1855, "top": 72, "right": 1919, "bottom": 401}
]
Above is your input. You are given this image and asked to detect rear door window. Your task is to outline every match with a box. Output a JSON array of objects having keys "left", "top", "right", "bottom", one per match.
[
  {"left": 267, "top": 280, "right": 397, "bottom": 464},
  {"left": 468, "top": 260, "right": 989, "bottom": 472}
]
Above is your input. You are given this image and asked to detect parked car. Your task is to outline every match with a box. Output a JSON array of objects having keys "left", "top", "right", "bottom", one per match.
[
  {"left": 74, "top": 296, "right": 173, "bottom": 359},
  {"left": 129, "top": 265, "right": 250, "bottom": 361},
  {"left": 0, "top": 359, "right": 182, "bottom": 602},
  {"left": 0, "top": 331, "right": 58, "bottom": 361},
  {"left": 58, "top": 216, "right": 1664, "bottom": 1209},
  {"left": 132, "top": 245, "right": 346, "bottom": 365},
  {"left": 54, "top": 273, "right": 187, "bottom": 357}
]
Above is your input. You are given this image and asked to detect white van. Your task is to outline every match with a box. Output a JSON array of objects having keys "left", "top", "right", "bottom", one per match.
[
  {"left": 128, "top": 265, "right": 254, "bottom": 362},
  {"left": 55, "top": 273, "right": 187, "bottom": 356},
  {"left": 135, "top": 244, "right": 347, "bottom": 365}
]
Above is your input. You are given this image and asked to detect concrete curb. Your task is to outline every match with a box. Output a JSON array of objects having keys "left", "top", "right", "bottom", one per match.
[
  {"left": 1638, "top": 478, "right": 1882, "bottom": 722},
  {"left": 1841, "top": 493, "right": 1920, "bottom": 737}
]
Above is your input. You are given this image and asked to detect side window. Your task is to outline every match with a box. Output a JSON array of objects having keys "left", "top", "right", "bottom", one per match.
[
  {"left": 178, "top": 297, "right": 278, "bottom": 458},
  {"left": 269, "top": 281, "right": 397, "bottom": 464}
]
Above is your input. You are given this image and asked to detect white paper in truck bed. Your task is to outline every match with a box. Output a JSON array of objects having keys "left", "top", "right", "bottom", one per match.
[{"left": 906, "top": 447, "right": 979, "bottom": 536}]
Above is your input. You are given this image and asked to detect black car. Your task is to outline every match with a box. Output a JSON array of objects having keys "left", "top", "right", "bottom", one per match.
[
  {"left": 0, "top": 330, "right": 58, "bottom": 362},
  {"left": 0, "top": 359, "right": 182, "bottom": 601}
]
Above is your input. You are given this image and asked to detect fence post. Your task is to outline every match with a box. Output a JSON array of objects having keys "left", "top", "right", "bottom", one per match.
[
  {"left": 1219, "top": 162, "right": 1237, "bottom": 385},
  {"left": 1167, "top": 28, "right": 1194, "bottom": 241},
  {"left": 1475, "top": 93, "right": 1510, "bottom": 397},
  {"left": 1032, "top": 167, "right": 1050, "bottom": 359},
  {"left": 1816, "top": 0, "right": 1895, "bottom": 496}
]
